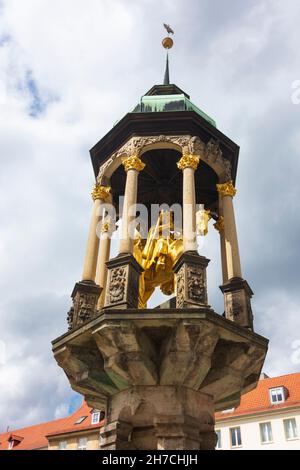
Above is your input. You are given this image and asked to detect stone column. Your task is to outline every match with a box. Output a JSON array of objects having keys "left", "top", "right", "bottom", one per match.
[
  {"left": 174, "top": 154, "right": 210, "bottom": 309},
  {"left": 82, "top": 185, "right": 111, "bottom": 282},
  {"left": 67, "top": 185, "right": 110, "bottom": 330},
  {"left": 104, "top": 156, "right": 145, "bottom": 310},
  {"left": 216, "top": 181, "right": 253, "bottom": 330},
  {"left": 119, "top": 156, "right": 145, "bottom": 255},
  {"left": 95, "top": 219, "right": 113, "bottom": 309},
  {"left": 177, "top": 154, "right": 200, "bottom": 252},
  {"left": 214, "top": 214, "right": 228, "bottom": 284},
  {"left": 216, "top": 181, "right": 241, "bottom": 279}
]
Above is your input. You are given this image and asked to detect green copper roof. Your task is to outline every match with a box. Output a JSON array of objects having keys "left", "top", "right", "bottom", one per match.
[{"left": 132, "top": 93, "right": 216, "bottom": 128}]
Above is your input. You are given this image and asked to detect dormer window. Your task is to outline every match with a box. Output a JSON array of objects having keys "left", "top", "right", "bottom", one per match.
[
  {"left": 7, "top": 434, "right": 23, "bottom": 449},
  {"left": 222, "top": 408, "right": 235, "bottom": 414},
  {"left": 269, "top": 386, "right": 287, "bottom": 405},
  {"left": 91, "top": 411, "right": 100, "bottom": 424},
  {"left": 91, "top": 410, "right": 105, "bottom": 424}
]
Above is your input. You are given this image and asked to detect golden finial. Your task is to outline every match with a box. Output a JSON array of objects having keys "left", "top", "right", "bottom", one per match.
[{"left": 162, "top": 23, "right": 174, "bottom": 50}]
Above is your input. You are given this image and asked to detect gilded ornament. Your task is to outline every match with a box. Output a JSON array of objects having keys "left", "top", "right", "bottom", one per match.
[
  {"left": 101, "top": 217, "right": 115, "bottom": 234},
  {"left": 196, "top": 208, "right": 211, "bottom": 236},
  {"left": 91, "top": 185, "right": 111, "bottom": 202},
  {"left": 216, "top": 181, "right": 237, "bottom": 198},
  {"left": 122, "top": 155, "right": 145, "bottom": 172},
  {"left": 213, "top": 216, "right": 225, "bottom": 232},
  {"left": 177, "top": 154, "right": 200, "bottom": 171},
  {"left": 162, "top": 37, "right": 173, "bottom": 49}
]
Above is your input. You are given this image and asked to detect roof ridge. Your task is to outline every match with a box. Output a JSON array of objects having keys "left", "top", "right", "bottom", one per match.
[{"left": 260, "top": 371, "right": 300, "bottom": 382}]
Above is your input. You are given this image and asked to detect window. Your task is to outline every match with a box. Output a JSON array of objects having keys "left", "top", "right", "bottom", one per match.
[
  {"left": 269, "top": 387, "right": 286, "bottom": 405},
  {"left": 284, "top": 418, "right": 298, "bottom": 440},
  {"left": 230, "top": 427, "right": 242, "bottom": 448},
  {"left": 58, "top": 440, "right": 67, "bottom": 450},
  {"left": 91, "top": 410, "right": 101, "bottom": 425},
  {"left": 222, "top": 408, "right": 235, "bottom": 414},
  {"left": 78, "top": 437, "right": 88, "bottom": 450},
  {"left": 75, "top": 416, "right": 87, "bottom": 425},
  {"left": 259, "top": 422, "right": 273, "bottom": 443},
  {"left": 215, "top": 430, "right": 222, "bottom": 449},
  {"left": 8, "top": 440, "right": 14, "bottom": 450}
]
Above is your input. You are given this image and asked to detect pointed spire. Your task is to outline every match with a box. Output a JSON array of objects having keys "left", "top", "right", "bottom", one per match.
[
  {"left": 162, "top": 24, "right": 174, "bottom": 86},
  {"left": 164, "top": 52, "right": 170, "bottom": 85}
]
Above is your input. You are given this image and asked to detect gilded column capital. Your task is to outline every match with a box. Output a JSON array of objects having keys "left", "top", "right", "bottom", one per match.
[
  {"left": 91, "top": 185, "right": 111, "bottom": 202},
  {"left": 122, "top": 155, "right": 145, "bottom": 172},
  {"left": 177, "top": 154, "right": 200, "bottom": 171},
  {"left": 213, "top": 216, "right": 225, "bottom": 232},
  {"left": 216, "top": 181, "right": 237, "bottom": 198}
]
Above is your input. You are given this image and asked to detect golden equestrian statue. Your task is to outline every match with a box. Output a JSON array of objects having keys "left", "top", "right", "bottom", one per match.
[{"left": 133, "top": 211, "right": 183, "bottom": 308}]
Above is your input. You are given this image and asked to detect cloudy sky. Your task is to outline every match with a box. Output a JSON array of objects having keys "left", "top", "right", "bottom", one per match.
[{"left": 0, "top": 0, "right": 300, "bottom": 432}]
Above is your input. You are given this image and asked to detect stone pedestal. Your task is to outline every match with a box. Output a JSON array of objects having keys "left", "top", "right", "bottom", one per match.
[
  {"left": 67, "top": 280, "right": 101, "bottom": 330},
  {"left": 173, "top": 251, "right": 210, "bottom": 308},
  {"left": 220, "top": 277, "right": 254, "bottom": 330},
  {"left": 100, "top": 386, "right": 216, "bottom": 450},
  {"left": 53, "top": 308, "right": 268, "bottom": 449},
  {"left": 104, "top": 254, "right": 143, "bottom": 309}
]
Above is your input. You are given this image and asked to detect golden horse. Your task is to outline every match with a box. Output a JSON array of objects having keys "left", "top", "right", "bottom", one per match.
[{"left": 133, "top": 212, "right": 183, "bottom": 308}]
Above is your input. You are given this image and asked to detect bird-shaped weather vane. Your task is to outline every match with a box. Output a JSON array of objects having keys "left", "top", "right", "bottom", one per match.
[
  {"left": 163, "top": 23, "right": 174, "bottom": 35},
  {"left": 162, "top": 23, "right": 174, "bottom": 85}
]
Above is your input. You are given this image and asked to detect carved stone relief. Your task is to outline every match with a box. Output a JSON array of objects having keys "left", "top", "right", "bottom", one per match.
[
  {"left": 97, "top": 135, "right": 232, "bottom": 183},
  {"left": 186, "top": 264, "right": 206, "bottom": 304},
  {"left": 107, "top": 266, "right": 127, "bottom": 305},
  {"left": 67, "top": 282, "right": 101, "bottom": 330},
  {"left": 176, "top": 266, "right": 185, "bottom": 309}
]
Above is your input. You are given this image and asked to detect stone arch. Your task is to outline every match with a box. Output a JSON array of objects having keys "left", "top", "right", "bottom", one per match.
[{"left": 97, "top": 135, "right": 232, "bottom": 185}]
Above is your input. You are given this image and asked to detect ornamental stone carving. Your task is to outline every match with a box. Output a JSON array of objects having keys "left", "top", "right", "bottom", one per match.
[
  {"left": 105, "top": 254, "right": 143, "bottom": 309},
  {"left": 173, "top": 252, "right": 209, "bottom": 309},
  {"left": 205, "top": 139, "right": 222, "bottom": 162},
  {"left": 67, "top": 281, "right": 101, "bottom": 330},
  {"left": 97, "top": 135, "right": 232, "bottom": 184},
  {"left": 176, "top": 266, "right": 185, "bottom": 309},
  {"left": 187, "top": 264, "right": 206, "bottom": 304},
  {"left": 67, "top": 306, "right": 74, "bottom": 331},
  {"left": 220, "top": 278, "right": 254, "bottom": 330},
  {"left": 107, "top": 267, "right": 127, "bottom": 305}
]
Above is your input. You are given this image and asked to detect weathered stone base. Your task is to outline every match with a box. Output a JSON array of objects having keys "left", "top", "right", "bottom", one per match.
[
  {"left": 100, "top": 386, "right": 216, "bottom": 450},
  {"left": 220, "top": 277, "right": 254, "bottom": 330},
  {"left": 173, "top": 251, "right": 210, "bottom": 308},
  {"left": 104, "top": 254, "right": 143, "bottom": 309},
  {"left": 53, "top": 308, "right": 268, "bottom": 420}
]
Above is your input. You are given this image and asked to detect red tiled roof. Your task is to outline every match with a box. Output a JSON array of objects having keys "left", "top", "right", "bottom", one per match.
[
  {"left": 0, "top": 401, "right": 101, "bottom": 451},
  {"left": 216, "top": 372, "right": 300, "bottom": 421}
]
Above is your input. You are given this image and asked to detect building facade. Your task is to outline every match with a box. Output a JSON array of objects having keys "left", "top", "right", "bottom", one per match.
[
  {"left": 0, "top": 402, "right": 104, "bottom": 451},
  {"left": 1, "top": 372, "right": 299, "bottom": 451},
  {"left": 216, "top": 373, "right": 300, "bottom": 450}
]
